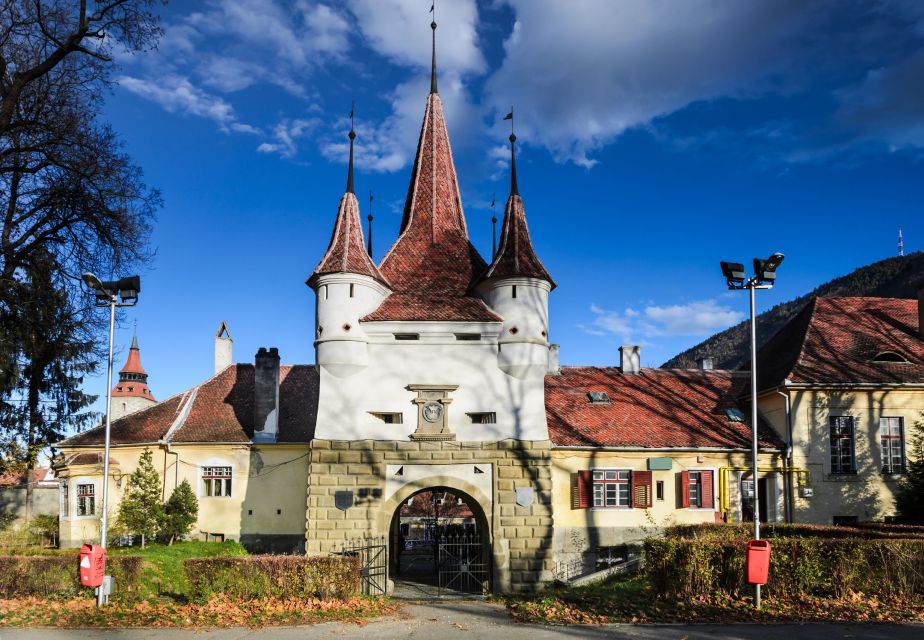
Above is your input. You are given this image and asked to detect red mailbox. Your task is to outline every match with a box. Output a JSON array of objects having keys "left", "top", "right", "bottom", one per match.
[
  {"left": 746, "top": 539, "right": 771, "bottom": 585},
  {"left": 79, "top": 544, "right": 106, "bottom": 588}
]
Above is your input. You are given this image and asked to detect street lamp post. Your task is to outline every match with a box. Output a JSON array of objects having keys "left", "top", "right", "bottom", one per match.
[
  {"left": 720, "top": 253, "right": 784, "bottom": 610},
  {"left": 81, "top": 273, "right": 140, "bottom": 607}
]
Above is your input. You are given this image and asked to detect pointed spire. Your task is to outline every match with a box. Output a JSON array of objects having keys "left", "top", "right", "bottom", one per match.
[
  {"left": 130, "top": 320, "right": 139, "bottom": 350},
  {"left": 506, "top": 107, "right": 519, "bottom": 196},
  {"left": 309, "top": 117, "right": 388, "bottom": 288},
  {"left": 478, "top": 126, "right": 554, "bottom": 289},
  {"left": 430, "top": 2, "right": 438, "bottom": 94},
  {"left": 346, "top": 102, "right": 356, "bottom": 194},
  {"left": 367, "top": 190, "right": 374, "bottom": 257}
]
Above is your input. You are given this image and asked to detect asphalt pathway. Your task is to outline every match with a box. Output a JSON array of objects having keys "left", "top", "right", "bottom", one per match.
[{"left": 2, "top": 601, "right": 923, "bottom": 639}]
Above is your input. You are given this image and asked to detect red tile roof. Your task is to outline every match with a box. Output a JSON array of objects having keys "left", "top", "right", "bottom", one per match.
[
  {"left": 57, "top": 365, "right": 318, "bottom": 447},
  {"left": 367, "top": 93, "right": 497, "bottom": 323},
  {"left": 478, "top": 194, "right": 554, "bottom": 287},
  {"left": 118, "top": 335, "right": 147, "bottom": 376},
  {"left": 757, "top": 297, "right": 924, "bottom": 388},
  {"left": 310, "top": 192, "right": 388, "bottom": 287},
  {"left": 546, "top": 367, "right": 782, "bottom": 449},
  {"left": 0, "top": 468, "right": 50, "bottom": 486}
]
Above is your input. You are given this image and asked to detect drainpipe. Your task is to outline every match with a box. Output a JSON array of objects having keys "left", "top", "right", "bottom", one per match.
[
  {"left": 161, "top": 441, "right": 180, "bottom": 494},
  {"left": 774, "top": 388, "right": 794, "bottom": 523}
]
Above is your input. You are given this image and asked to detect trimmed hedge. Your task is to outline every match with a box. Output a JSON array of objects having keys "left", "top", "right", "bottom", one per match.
[
  {"left": 184, "top": 555, "right": 360, "bottom": 600},
  {"left": 0, "top": 555, "right": 143, "bottom": 598},
  {"left": 663, "top": 522, "right": 924, "bottom": 541},
  {"left": 645, "top": 537, "right": 924, "bottom": 599}
]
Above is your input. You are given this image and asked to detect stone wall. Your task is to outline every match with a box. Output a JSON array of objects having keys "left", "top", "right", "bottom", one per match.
[{"left": 305, "top": 439, "right": 554, "bottom": 593}]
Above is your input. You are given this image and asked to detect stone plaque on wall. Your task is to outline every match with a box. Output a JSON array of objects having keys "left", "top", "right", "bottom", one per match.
[{"left": 407, "top": 384, "right": 458, "bottom": 441}]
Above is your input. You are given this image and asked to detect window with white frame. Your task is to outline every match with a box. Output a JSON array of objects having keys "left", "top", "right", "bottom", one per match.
[
  {"left": 592, "top": 469, "right": 630, "bottom": 507},
  {"left": 829, "top": 416, "right": 855, "bottom": 474},
  {"left": 880, "top": 417, "right": 905, "bottom": 474},
  {"left": 689, "top": 471, "right": 702, "bottom": 506},
  {"left": 202, "top": 466, "right": 232, "bottom": 497},
  {"left": 76, "top": 483, "right": 95, "bottom": 516}
]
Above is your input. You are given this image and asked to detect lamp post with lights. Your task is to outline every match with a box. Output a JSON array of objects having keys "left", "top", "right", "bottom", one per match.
[
  {"left": 81, "top": 273, "right": 140, "bottom": 607},
  {"left": 719, "top": 253, "right": 784, "bottom": 610}
]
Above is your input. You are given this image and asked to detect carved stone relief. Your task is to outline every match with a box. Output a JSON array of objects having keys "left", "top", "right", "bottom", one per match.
[{"left": 407, "top": 384, "right": 458, "bottom": 441}]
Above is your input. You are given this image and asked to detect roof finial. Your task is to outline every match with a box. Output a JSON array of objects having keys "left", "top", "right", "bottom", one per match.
[
  {"left": 367, "top": 190, "right": 374, "bottom": 257},
  {"left": 430, "top": 2, "right": 438, "bottom": 94},
  {"left": 491, "top": 192, "right": 497, "bottom": 259},
  {"left": 504, "top": 107, "right": 518, "bottom": 196},
  {"left": 131, "top": 320, "right": 139, "bottom": 350},
  {"left": 346, "top": 101, "right": 356, "bottom": 194}
]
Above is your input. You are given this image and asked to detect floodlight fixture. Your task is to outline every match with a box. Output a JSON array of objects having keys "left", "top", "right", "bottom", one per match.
[
  {"left": 754, "top": 253, "right": 784, "bottom": 284},
  {"left": 82, "top": 273, "right": 141, "bottom": 306},
  {"left": 720, "top": 261, "right": 746, "bottom": 286}
]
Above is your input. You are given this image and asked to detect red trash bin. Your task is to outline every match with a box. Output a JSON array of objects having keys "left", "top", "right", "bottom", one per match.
[
  {"left": 79, "top": 544, "right": 106, "bottom": 588},
  {"left": 746, "top": 539, "right": 770, "bottom": 585}
]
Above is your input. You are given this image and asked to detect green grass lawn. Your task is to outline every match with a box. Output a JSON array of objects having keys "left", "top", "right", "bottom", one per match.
[{"left": 110, "top": 540, "right": 249, "bottom": 600}]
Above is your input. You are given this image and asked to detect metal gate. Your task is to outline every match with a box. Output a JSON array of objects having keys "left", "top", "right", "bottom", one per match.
[
  {"left": 438, "top": 534, "right": 489, "bottom": 595},
  {"left": 334, "top": 536, "right": 388, "bottom": 596}
]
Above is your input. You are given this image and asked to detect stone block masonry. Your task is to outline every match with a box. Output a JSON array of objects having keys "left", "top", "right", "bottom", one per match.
[{"left": 305, "top": 439, "right": 554, "bottom": 593}]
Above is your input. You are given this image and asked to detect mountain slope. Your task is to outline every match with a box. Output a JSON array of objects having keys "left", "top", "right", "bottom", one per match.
[{"left": 662, "top": 252, "right": 924, "bottom": 370}]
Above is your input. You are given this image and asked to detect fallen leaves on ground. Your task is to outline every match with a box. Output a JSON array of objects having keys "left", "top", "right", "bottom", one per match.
[
  {"left": 505, "top": 577, "right": 924, "bottom": 625},
  {"left": 0, "top": 594, "right": 400, "bottom": 628}
]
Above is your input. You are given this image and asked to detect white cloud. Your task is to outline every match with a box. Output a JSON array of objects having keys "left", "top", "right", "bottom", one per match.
[
  {"left": 587, "top": 300, "right": 743, "bottom": 342},
  {"left": 485, "top": 0, "right": 828, "bottom": 167},
  {"left": 117, "top": 75, "right": 258, "bottom": 134},
  {"left": 347, "top": 0, "right": 484, "bottom": 75},
  {"left": 257, "top": 118, "right": 321, "bottom": 158}
]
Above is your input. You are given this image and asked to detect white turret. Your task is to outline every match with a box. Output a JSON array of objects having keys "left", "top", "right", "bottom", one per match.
[
  {"left": 476, "top": 127, "right": 555, "bottom": 378},
  {"left": 307, "top": 123, "right": 390, "bottom": 378}
]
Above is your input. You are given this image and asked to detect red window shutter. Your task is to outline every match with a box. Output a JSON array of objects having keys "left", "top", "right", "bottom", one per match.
[
  {"left": 632, "top": 470, "right": 652, "bottom": 508},
  {"left": 700, "top": 470, "right": 714, "bottom": 509},
  {"left": 576, "top": 469, "right": 593, "bottom": 509},
  {"left": 679, "top": 471, "right": 691, "bottom": 508}
]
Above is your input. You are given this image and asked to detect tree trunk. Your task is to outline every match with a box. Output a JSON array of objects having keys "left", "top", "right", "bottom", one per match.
[
  {"left": 25, "top": 367, "right": 42, "bottom": 523},
  {"left": 141, "top": 533, "right": 145, "bottom": 549}
]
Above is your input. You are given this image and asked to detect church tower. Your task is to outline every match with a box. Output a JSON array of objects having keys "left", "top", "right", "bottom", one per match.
[
  {"left": 307, "top": 119, "right": 390, "bottom": 378},
  {"left": 476, "top": 120, "right": 555, "bottom": 378},
  {"left": 111, "top": 332, "right": 156, "bottom": 420}
]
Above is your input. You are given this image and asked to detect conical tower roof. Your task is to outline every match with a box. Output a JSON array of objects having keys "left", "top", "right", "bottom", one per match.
[
  {"left": 365, "top": 92, "right": 499, "bottom": 322},
  {"left": 309, "top": 126, "right": 388, "bottom": 287},
  {"left": 118, "top": 334, "right": 147, "bottom": 376},
  {"left": 113, "top": 334, "right": 155, "bottom": 401},
  {"left": 479, "top": 193, "right": 555, "bottom": 287}
]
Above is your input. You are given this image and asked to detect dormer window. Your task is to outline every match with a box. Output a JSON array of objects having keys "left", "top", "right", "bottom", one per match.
[
  {"left": 725, "top": 408, "right": 746, "bottom": 422},
  {"left": 588, "top": 391, "right": 610, "bottom": 404},
  {"left": 872, "top": 351, "right": 910, "bottom": 363}
]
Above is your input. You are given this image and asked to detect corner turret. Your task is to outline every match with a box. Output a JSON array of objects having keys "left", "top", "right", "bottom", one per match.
[
  {"left": 307, "top": 117, "right": 390, "bottom": 377},
  {"left": 476, "top": 118, "right": 555, "bottom": 378}
]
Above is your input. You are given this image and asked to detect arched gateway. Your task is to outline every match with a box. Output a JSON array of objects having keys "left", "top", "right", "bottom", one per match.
[{"left": 303, "top": 16, "right": 557, "bottom": 595}]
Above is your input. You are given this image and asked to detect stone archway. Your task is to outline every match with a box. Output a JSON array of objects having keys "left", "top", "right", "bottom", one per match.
[{"left": 383, "top": 480, "right": 492, "bottom": 596}]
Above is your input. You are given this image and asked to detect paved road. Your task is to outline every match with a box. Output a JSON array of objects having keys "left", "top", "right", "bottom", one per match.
[{"left": 2, "top": 601, "right": 923, "bottom": 639}]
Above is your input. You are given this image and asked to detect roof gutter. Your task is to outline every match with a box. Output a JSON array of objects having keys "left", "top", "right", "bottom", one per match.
[{"left": 552, "top": 445, "right": 785, "bottom": 453}]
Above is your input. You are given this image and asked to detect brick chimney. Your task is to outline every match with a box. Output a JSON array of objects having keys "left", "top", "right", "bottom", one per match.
[
  {"left": 253, "top": 347, "right": 280, "bottom": 443},
  {"left": 619, "top": 345, "right": 641, "bottom": 375}
]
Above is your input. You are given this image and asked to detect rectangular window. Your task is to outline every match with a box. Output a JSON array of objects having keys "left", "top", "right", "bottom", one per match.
[
  {"left": 455, "top": 333, "right": 481, "bottom": 341},
  {"left": 830, "top": 416, "right": 856, "bottom": 474},
  {"left": 592, "top": 470, "right": 630, "bottom": 507},
  {"left": 203, "top": 466, "right": 233, "bottom": 498},
  {"left": 76, "top": 483, "right": 95, "bottom": 516},
  {"left": 880, "top": 417, "right": 905, "bottom": 474},
  {"left": 394, "top": 333, "right": 419, "bottom": 341},
  {"left": 656, "top": 481, "right": 664, "bottom": 501},
  {"left": 467, "top": 412, "right": 496, "bottom": 424},
  {"left": 370, "top": 412, "right": 403, "bottom": 424},
  {"left": 689, "top": 471, "right": 701, "bottom": 506},
  {"left": 61, "top": 482, "right": 69, "bottom": 517}
]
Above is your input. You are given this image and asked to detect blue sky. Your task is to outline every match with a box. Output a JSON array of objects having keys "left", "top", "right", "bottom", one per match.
[{"left": 85, "top": 0, "right": 924, "bottom": 416}]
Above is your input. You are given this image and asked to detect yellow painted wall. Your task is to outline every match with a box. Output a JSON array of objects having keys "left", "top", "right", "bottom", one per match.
[
  {"left": 776, "top": 387, "right": 924, "bottom": 524},
  {"left": 56, "top": 443, "right": 310, "bottom": 549}
]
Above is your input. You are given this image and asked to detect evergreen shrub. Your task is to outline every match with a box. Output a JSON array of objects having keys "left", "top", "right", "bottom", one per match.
[
  {"left": 0, "top": 555, "right": 142, "bottom": 597},
  {"left": 184, "top": 555, "right": 360, "bottom": 601},
  {"left": 644, "top": 537, "right": 924, "bottom": 599}
]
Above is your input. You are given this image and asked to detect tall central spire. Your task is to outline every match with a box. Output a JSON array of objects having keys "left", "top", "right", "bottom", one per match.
[
  {"left": 346, "top": 102, "right": 356, "bottom": 194},
  {"left": 430, "top": 3, "right": 438, "bottom": 94}
]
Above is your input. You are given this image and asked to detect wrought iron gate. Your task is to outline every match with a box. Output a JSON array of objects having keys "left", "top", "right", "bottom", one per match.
[
  {"left": 438, "top": 534, "right": 489, "bottom": 595},
  {"left": 334, "top": 536, "right": 388, "bottom": 596}
]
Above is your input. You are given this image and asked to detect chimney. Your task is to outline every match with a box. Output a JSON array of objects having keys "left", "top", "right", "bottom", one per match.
[
  {"left": 619, "top": 345, "right": 641, "bottom": 375},
  {"left": 918, "top": 286, "right": 924, "bottom": 340},
  {"left": 696, "top": 357, "right": 714, "bottom": 371},
  {"left": 253, "top": 347, "right": 280, "bottom": 443},
  {"left": 547, "top": 344, "right": 561, "bottom": 375},
  {"left": 214, "top": 321, "right": 232, "bottom": 374}
]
